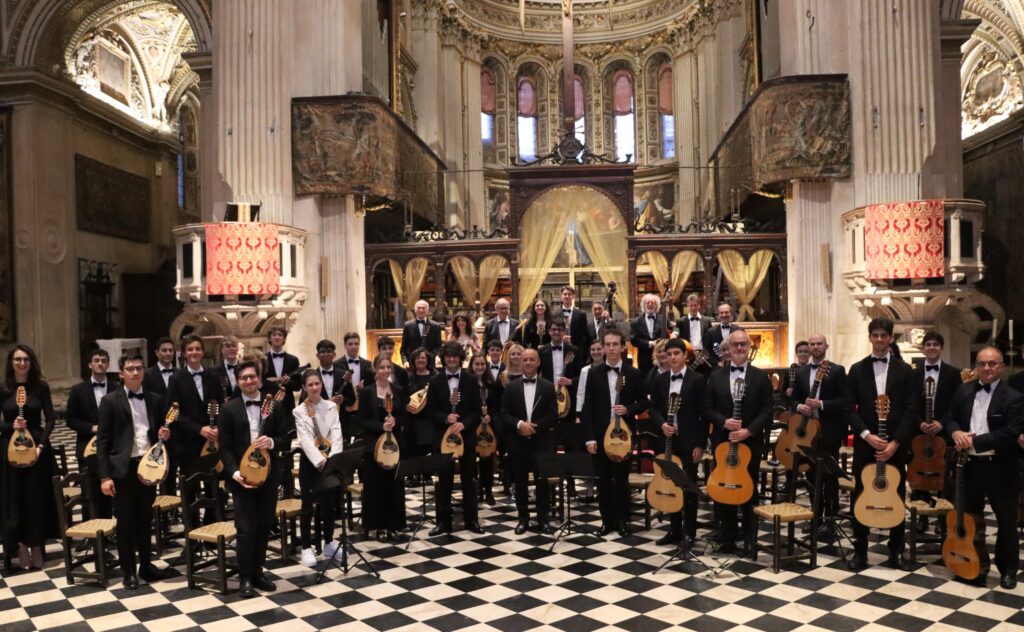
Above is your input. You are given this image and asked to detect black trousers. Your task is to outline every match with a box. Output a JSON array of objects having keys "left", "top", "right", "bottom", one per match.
[
  {"left": 593, "top": 449, "right": 630, "bottom": 526},
  {"left": 964, "top": 456, "right": 1019, "bottom": 576},
  {"left": 851, "top": 446, "right": 906, "bottom": 556},
  {"left": 436, "top": 453, "right": 478, "bottom": 527},
  {"left": 510, "top": 447, "right": 551, "bottom": 522},
  {"left": 298, "top": 458, "right": 336, "bottom": 549},
  {"left": 230, "top": 469, "right": 279, "bottom": 581},
  {"left": 113, "top": 458, "right": 156, "bottom": 574},
  {"left": 478, "top": 454, "right": 495, "bottom": 495},
  {"left": 81, "top": 461, "right": 113, "bottom": 521},
  {"left": 810, "top": 439, "right": 841, "bottom": 517}
]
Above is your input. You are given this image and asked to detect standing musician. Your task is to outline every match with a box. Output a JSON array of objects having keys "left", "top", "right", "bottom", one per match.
[
  {"left": 790, "top": 334, "right": 849, "bottom": 540},
  {"left": 470, "top": 353, "right": 501, "bottom": 505},
  {"left": 377, "top": 335, "right": 409, "bottom": 392},
  {"left": 427, "top": 341, "right": 484, "bottom": 535},
  {"left": 401, "top": 299, "right": 443, "bottom": 366},
  {"left": 406, "top": 347, "right": 436, "bottom": 459},
  {"left": 164, "top": 334, "right": 224, "bottom": 478},
  {"left": 449, "top": 313, "right": 481, "bottom": 358},
  {"left": 703, "top": 304, "right": 743, "bottom": 369},
  {"left": 310, "top": 339, "right": 347, "bottom": 406},
  {"left": 557, "top": 286, "right": 591, "bottom": 351},
  {"left": 486, "top": 339, "right": 506, "bottom": 382},
  {"left": 293, "top": 369, "right": 343, "bottom": 568},
  {"left": 97, "top": 353, "right": 174, "bottom": 589},
  {"left": 629, "top": 293, "right": 669, "bottom": 374},
  {"left": 142, "top": 336, "right": 176, "bottom": 398},
  {"left": 66, "top": 348, "right": 118, "bottom": 521},
  {"left": 263, "top": 326, "right": 301, "bottom": 411},
  {"left": 539, "top": 317, "right": 581, "bottom": 453},
  {"left": 909, "top": 331, "right": 961, "bottom": 516},
  {"left": 705, "top": 330, "right": 773, "bottom": 555},
  {"left": 779, "top": 340, "right": 811, "bottom": 409},
  {"left": 943, "top": 347, "right": 1023, "bottom": 588},
  {"left": 845, "top": 317, "right": 916, "bottom": 571},
  {"left": 646, "top": 339, "right": 670, "bottom": 388},
  {"left": 513, "top": 298, "right": 552, "bottom": 350},
  {"left": 218, "top": 360, "right": 293, "bottom": 598},
  {"left": 339, "top": 331, "right": 373, "bottom": 440},
  {"left": 582, "top": 329, "right": 648, "bottom": 537},
  {"left": 675, "top": 294, "right": 712, "bottom": 354},
  {"left": 209, "top": 336, "right": 241, "bottom": 400},
  {"left": 359, "top": 356, "right": 408, "bottom": 542},
  {"left": 588, "top": 301, "right": 614, "bottom": 344},
  {"left": 502, "top": 348, "right": 558, "bottom": 534},
  {"left": 483, "top": 298, "right": 518, "bottom": 352},
  {"left": 645, "top": 338, "right": 707, "bottom": 547}
]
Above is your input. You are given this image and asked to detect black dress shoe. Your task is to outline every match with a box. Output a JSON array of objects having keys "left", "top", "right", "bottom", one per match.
[
  {"left": 719, "top": 541, "right": 738, "bottom": 554},
  {"left": 484, "top": 493, "right": 496, "bottom": 506},
  {"left": 597, "top": 524, "right": 615, "bottom": 537},
  {"left": 239, "top": 578, "right": 256, "bottom": 598},
  {"left": 428, "top": 524, "right": 451, "bottom": 537},
  {"left": 655, "top": 532, "right": 682, "bottom": 546},
  {"left": 387, "top": 530, "right": 400, "bottom": 541},
  {"left": 537, "top": 520, "right": 556, "bottom": 535},
  {"left": 1001, "top": 574, "right": 1018, "bottom": 589},
  {"left": 847, "top": 555, "right": 868, "bottom": 571},
  {"left": 514, "top": 522, "right": 529, "bottom": 535},
  {"left": 885, "top": 554, "right": 909, "bottom": 571},
  {"left": 465, "top": 521, "right": 485, "bottom": 534},
  {"left": 139, "top": 564, "right": 173, "bottom": 582},
  {"left": 376, "top": 530, "right": 389, "bottom": 543},
  {"left": 122, "top": 573, "right": 139, "bottom": 590},
  {"left": 815, "top": 524, "right": 836, "bottom": 542},
  {"left": 252, "top": 575, "right": 276, "bottom": 592},
  {"left": 617, "top": 523, "right": 631, "bottom": 538}
]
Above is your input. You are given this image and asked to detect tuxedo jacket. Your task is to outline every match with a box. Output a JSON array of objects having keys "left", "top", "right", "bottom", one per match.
[
  {"left": 512, "top": 320, "right": 550, "bottom": 350},
  {"left": 217, "top": 395, "right": 293, "bottom": 477},
  {"left": 500, "top": 376, "right": 557, "bottom": 455},
  {"left": 645, "top": 369, "right": 708, "bottom": 457},
  {"left": 66, "top": 379, "right": 120, "bottom": 459},
  {"left": 580, "top": 363, "right": 648, "bottom": 444},
  {"left": 789, "top": 361, "right": 850, "bottom": 445},
  {"left": 911, "top": 361, "right": 961, "bottom": 435},
  {"left": 336, "top": 356, "right": 373, "bottom": 397},
  {"left": 164, "top": 368, "right": 226, "bottom": 462},
  {"left": 357, "top": 384, "right": 408, "bottom": 442},
  {"left": 96, "top": 388, "right": 163, "bottom": 481},
  {"left": 209, "top": 362, "right": 240, "bottom": 401},
  {"left": 703, "top": 324, "right": 744, "bottom": 367},
  {"left": 538, "top": 341, "right": 581, "bottom": 391},
  {"left": 943, "top": 381, "right": 1024, "bottom": 467},
  {"left": 142, "top": 364, "right": 173, "bottom": 398},
  {"left": 704, "top": 364, "right": 773, "bottom": 447},
  {"left": 483, "top": 317, "right": 519, "bottom": 347},
  {"left": 555, "top": 307, "right": 590, "bottom": 350},
  {"left": 675, "top": 315, "right": 712, "bottom": 348},
  {"left": 629, "top": 314, "right": 669, "bottom": 366},
  {"left": 587, "top": 317, "right": 615, "bottom": 346},
  {"left": 401, "top": 319, "right": 443, "bottom": 363},
  {"left": 845, "top": 355, "right": 917, "bottom": 449},
  {"left": 426, "top": 370, "right": 482, "bottom": 449}
]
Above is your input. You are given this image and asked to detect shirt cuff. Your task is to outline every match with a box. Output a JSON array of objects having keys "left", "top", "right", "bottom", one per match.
[
  {"left": 268, "top": 438, "right": 275, "bottom": 450},
  {"left": 859, "top": 429, "right": 870, "bottom": 440},
  {"left": 586, "top": 440, "right": 596, "bottom": 447}
]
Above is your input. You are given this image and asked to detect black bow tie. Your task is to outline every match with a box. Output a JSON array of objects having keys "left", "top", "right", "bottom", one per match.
[
  {"left": 321, "top": 369, "right": 333, "bottom": 376},
  {"left": 92, "top": 382, "right": 106, "bottom": 389},
  {"left": 245, "top": 399, "right": 262, "bottom": 407},
  {"left": 872, "top": 356, "right": 888, "bottom": 364},
  {"left": 926, "top": 365, "right": 938, "bottom": 372},
  {"left": 491, "top": 365, "right": 501, "bottom": 371},
  {"left": 417, "top": 320, "right": 426, "bottom": 325},
  {"left": 161, "top": 368, "right": 174, "bottom": 374},
  {"left": 551, "top": 345, "right": 562, "bottom": 352},
  {"left": 562, "top": 309, "right": 572, "bottom": 314},
  {"left": 272, "top": 352, "right": 285, "bottom": 359},
  {"left": 127, "top": 391, "right": 145, "bottom": 400},
  {"left": 447, "top": 373, "right": 460, "bottom": 380},
  {"left": 976, "top": 382, "right": 992, "bottom": 393},
  {"left": 191, "top": 370, "right": 204, "bottom": 377},
  {"left": 347, "top": 358, "right": 359, "bottom": 365},
  {"left": 721, "top": 324, "right": 731, "bottom": 330},
  {"left": 671, "top": 374, "right": 684, "bottom": 381},
  {"left": 498, "top": 320, "right": 508, "bottom": 325},
  {"left": 646, "top": 314, "right": 655, "bottom": 320},
  {"left": 523, "top": 377, "right": 537, "bottom": 384},
  {"left": 730, "top": 366, "right": 745, "bottom": 373},
  {"left": 690, "top": 316, "right": 700, "bottom": 321},
  {"left": 226, "top": 364, "right": 236, "bottom": 371},
  {"left": 809, "top": 363, "right": 819, "bottom": 370},
  {"left": 608, "top": 365, "right": 621, "bottom": 373}
]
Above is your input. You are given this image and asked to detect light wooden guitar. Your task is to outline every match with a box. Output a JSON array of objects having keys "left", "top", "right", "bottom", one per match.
[
  {"left": 774, "top": 361, "right": 828, "bottom": 471},
  {"left": 707, "top": 378, "right": 755, "bottom": 505},
  {"left": 306, "top": 399, "right": 330, "bottom": 458},
  {"left": 943, "top": 450, "right": 986, "bottom": 580},
  {"left": 7, "top": 386, "right": 37, "bottom": 468},
  {"left": 440, "top": 387, "right": 464, "bottom": 459},
  {"left": 556, "top": 351, "right": 574, "bottom": 419},
  {"left": 908, "top": 376, "right": 946, "bottom": 493},
  {"left": 199, "top": 400, "right": 223, "bottom": 473},
  {"left": 239, "top": 391, "right": 283, "bottom": 486},
  {"left": 374, "top": 392, "right": 400, "bottom": 469},
  {"left": 647, "top": 392, "right": 684, "bottom": 514},
  {"left": 476, "top": 384, "right": 497, "bottom": 457},
  {"left": 138, "top": 403, "right": 179, "bottom": 486},
  {"left": 603, "top": 373, "right": 632, "bottom": 462},
  {"left": 853, "top": 394, "right": 905, "bottom": 528}
]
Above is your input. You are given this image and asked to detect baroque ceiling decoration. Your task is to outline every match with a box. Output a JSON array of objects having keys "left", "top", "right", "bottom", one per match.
[{"left": 961, "top": 0, "right": 1024, "bottom": 137}]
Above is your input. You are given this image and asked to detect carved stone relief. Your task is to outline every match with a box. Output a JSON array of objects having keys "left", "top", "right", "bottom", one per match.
[{"left": 961, "top": 46, "right": 1023, "bottom": 137}]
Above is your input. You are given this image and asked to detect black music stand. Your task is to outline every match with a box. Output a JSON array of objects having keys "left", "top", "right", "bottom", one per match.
[
  {"left": 796, "top": 444, "right": 854, "bottom": 560},
  {"left": 316, "top": 445, "right": 379, "bottom": 581},
  {"left": 535, "top": 452, "right": 597, "bottom": 552},
  {"left": 398, "top": 453, "right": 453, "bottom": 548},
  {"left": 648, "top": 457, "right": 720, "bottom": 575}
]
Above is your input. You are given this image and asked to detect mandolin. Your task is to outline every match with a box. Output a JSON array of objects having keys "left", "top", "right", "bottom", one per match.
[
  {"left": 138, "top": 403, "right": 179, "bottom": 486},
  {"left": 83, "top": 435, "right": 98, "bottom": 459},
  {"left": 942, "top": 450, "right": 987, "bottom": 580},
  {"left": 342, "top": 369, "right": 360, "bottom": 413},
  {"left": 647, "top": 392, "right": 685, "bottom": 514},
  {"left": 199, "top": 400, "right": 223, "bottom": 473},
  {"left": 440, "top": 387, "right": 464, "bottom": 459},
  {"left": 908, "top": 376, "right": 946, "bottom": 493},
  {"left": 556, "top": 351, "right": 574, "bottom": 419},
  {"left": 853, "top": 394, "right": 905, "bottom": 528},
  {"left": 707, "top": 378, "right": 755, "bottom": 505},
  {"left": 784, "top": 363, "right": 798, "bottom": 393},
  {"left": 306, "top": 399, "right": 330, "bottom": 458},
  {"left": 8, "top": 386, "right": 38, "bottom": 468},
  {"left": 476, "top": 384, "right": 497, "bottom": 457},
  {"left": 603, "top": 374, "right": 632, "bottom": 462},
  {"left": 374, "top": 392, "right": 400, "bottom": 469},
  {"left": 407, "top": 386, "right": 428, "bottom": 414},
  {"left": 239, "top": 390, "right": 283, "bottom": 486},
  {"left": 774, "top": 361, "right": 828, "bottom": 471}
]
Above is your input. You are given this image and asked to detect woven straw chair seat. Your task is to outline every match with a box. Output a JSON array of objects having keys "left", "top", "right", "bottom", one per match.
[
  {"left": 838, "top": 477, "right": 855, "bottom": 491},
  {"left": 276, "top": 498, "right": 302, "bottom": 517},
  {"left": 188, "top": 521, "right": 237, "bottom": 543},
  {"left": 66, "top": 519, "right": 117, "bottom": 539},
  {"left": 906, "top": 498, "right": 953, "bottom": 517},
  {"left": 753, "top": 502, "right": 814, "bottom": 523},
  {"left": 153, "top": 495, "right": 181, "bottom": 510},
  {"left": 347, "top": 482, "right": 363, "bottom": 495},
  {"left": 63, "top": 487, "right": 81, "bottom": 498}
]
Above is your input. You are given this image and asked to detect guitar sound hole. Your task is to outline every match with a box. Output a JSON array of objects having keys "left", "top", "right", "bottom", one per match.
[
  {"left": 957, "top": 527, "right": 967, "bottom": 539},
  {"left": 873, "top": 480, "right": 888, "bottom": 493}
]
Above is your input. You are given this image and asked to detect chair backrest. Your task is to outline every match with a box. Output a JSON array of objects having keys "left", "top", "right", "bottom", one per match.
[
  {"left": 51, "top": 472, "right": 86, "bottom": 535},
  {"left": 55, "top": 443, "right": 69, "bottom": 476},
  {"left": 179, "top": 471, "right": 223, "bottom": 532},
  {"left": 283, "top": 447, "right": 303, "bottom": 499}
]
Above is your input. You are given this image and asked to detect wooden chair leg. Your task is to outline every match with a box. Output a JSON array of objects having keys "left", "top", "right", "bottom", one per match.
[
  {"left": 185, "top": 539, "right": 196, "bottom": 589},
  {"left": 909, "top": 508, "right": 918, "bottom": 564},
  {"left": 96, "top": 533, "right": 108, "bottom": 587},
  {"left": 278, "top": 512, "right": 288, "bottom": 561},
  {"left": 217, "top": 537, "right": 228, "bottom": 595},
  {"left": 809, "top": 519, "right": 818, "bottom": 569},
  {"left": 62, "top": 536, "right": 74, "bottom": 584},
  {"left": 773, "top": 516, "right": 781, "bottom": 574},
  {"left": 153, "top": 509, "right": 163, "bottom": 557}
]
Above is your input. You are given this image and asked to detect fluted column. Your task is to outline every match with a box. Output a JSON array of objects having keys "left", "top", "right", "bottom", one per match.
[
  {"left": 319, "top": 197, "right": 368, "bottom": 347},
  {"left": 464, "top": 55, "right": 485, "bottom": 230}
]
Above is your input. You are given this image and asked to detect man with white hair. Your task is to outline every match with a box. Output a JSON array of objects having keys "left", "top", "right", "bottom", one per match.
[
  {"left": 483, "top": 298, "right": 519, "bottom": 351},
  {"left": 629, "top": 293, "right": 668, "bottom": 373},
  {"left": 400, "top": 299, "right": 443, "bottom": 366}
]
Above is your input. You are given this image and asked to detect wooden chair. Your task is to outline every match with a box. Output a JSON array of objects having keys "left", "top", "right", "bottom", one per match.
[
  {"left": 907, "top": 496, "right": 952, "bottom": 564},
  {"left": 152, "top": 494, "right": 182, "bottom": 556},
  {"left": 180, "top": 471, "right": 237, "bottom": 594},
  {"left": 752, "top": 452, "right": 822, "bottom": 573},
  {"left": 270, "top": 450, "right": 303, "bottom": 561},
  {"left": 628, "top": 472, "right": 654, "bottom": 531},
  {"left": 51, "top": 472, "right": 118, "bottom": 586}
]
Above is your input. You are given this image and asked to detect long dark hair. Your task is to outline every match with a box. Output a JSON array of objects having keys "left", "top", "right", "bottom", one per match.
[
  {"left": 470, "top": 353, "right": 495, "bottom": 387},
  {"left": 451, "top": 313, "right": 473, "bottom": 338},
  {"left": 410, "top": 347, "right": 433, "bottom": 374},
  {"left": 5, "top": 344, "right": 43, "bottom": 390},
  {"left": 527, "top": 298, "right": 549, "bottom": 324}
]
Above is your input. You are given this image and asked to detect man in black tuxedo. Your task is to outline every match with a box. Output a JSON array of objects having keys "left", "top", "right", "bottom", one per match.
[
  {"left": 501, "top": 348, "right": 558, "bottom": 534},
  {"left": 645, "top": 338, "right": 707, "bottom": 547},
  {"left": 556, "top": 286, "right": 591, "bottom": 351},
  {"left": 311, "top": 339, "right": 347, "bottom": 406},
  {"left": 539, "top": 318, "right": 580, "bottom": 451},
  {"left": 218, "top": 361, "right": 293, "bottom": 597},
  {"left": 582, "top": 329, "right": 648, "bottom": 537},
  {"left": 705, "top": 329, "right": 773, "bottom": 556},
  {"left": 629, "top": 293, "right": 669, "bottom": 374},
  {"left": 337, "top": 331, "right": 374, "bottom": 440},
  {"left": 588, "top": 301, "right": 613, "bottom": 345},
  {"left": 427, "top": 342, "right": 483, "bottom": 535},
  {"left": 845, "top": 317, "right": 917, "bottom": 571},
  {"left": 401, "top": 299, "right": 443, "bottom": 366},
  {"left": 263, "top": 325, "right": 301, "bottom": 410},
  {"left": 703, "top": 304, "right": 743, "bottom": 369},
  {"left": 944, "top": 347, "right": 1023, "bottom": 588},
  {"left": 486, "top": 340, "right": 506, "bottom": 381},
  {"left": 377, "top": 335, "right": 408, "bottom": 391},
  {"left": 67, "top": 349, "right": 119, "bottom": 521},
  {"left": 779, "top": 340, "right": 811, "bottom": 409},
  {"left": 97, "top": 353, "right": 173, "bottom": 590},
  {"left": 483, "top": 298, "right": 518, "bottom": 353},
  {"left": 165, "top": 334, "right": 225, "bottom": 477},
  {"left": 790, "top": 334, "right": 849, "bottom": 537},
  {"left": 208, "top": 336, "right": 241, "bottom": 401},
  {"left": 675, "top": 294, "right": 712, "bottom": 355},
  {"left": 142, "top": 337, "right": 176, "bottom": 398}
]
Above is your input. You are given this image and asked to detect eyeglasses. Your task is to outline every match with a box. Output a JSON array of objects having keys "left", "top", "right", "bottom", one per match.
[
  {"left": 122, "top": 366, "right": 144, "bottom": 373},
  {"left": 238, "top": 374, "right": 260, "bottom": 381},
  {"left": 975, "top": 361, "right": 1003, "bottom": 369}
]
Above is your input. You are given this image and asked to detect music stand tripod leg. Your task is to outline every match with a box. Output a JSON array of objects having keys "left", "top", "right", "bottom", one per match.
[
  {"left": 316, "top": 497, "right": 379, "bottom": 582},
  {"left": 406, "top": 477, "right": 437, "bottom": 549},
  {"left": 548, "top": 474, "right": 593, "bottom": 552}
]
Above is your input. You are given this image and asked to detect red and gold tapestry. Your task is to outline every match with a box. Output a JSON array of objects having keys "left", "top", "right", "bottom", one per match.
[
  {"left": 205, "top": 223, "right": 281, "bottom": 295},
  {"left": 864, "top": 200, "right": 944, "bottom": 279}
]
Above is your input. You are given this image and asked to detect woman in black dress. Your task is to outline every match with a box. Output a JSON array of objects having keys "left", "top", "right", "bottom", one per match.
[
  {"left": 405, "top": 347, "right": 435, "bottom": 458},
  {"left": 0, "top": 344, "right": 58, "bottom": 570},
  {"left": 358, "top": 355, "right": 407, "bottom": 542},
  {"left": 469, "top": 353, "right": 502, "bottom": 505},
  {"left": 512, "top": 299, "right": 551, "bottom": 350}
]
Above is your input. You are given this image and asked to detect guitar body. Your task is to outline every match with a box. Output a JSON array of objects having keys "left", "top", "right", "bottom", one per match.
[
  {"left": 556, "top": 385, "right": 571, "bottom": 419},
  {"left": 374, "top": 431, "right": 400, "bottom": 470},
  {"left": 83, "top": 435, "right": 98, "bottom": 459},
  {"left": 440, "top": 424, "right": 465, "bottom": 459},
  {"left": 238, "top": 445, "right": 270, "bottom": 486},
  {"left": 774, "top": 416, "right": 820, "bottom": 471},
  {"left": 853, "top": 463, "right": 905, "bottom": 528},
  {"left": 603, "top": 418, "right": 632, "bottom": 462},
  {"left": 707, "top": 441, "right": 754, "bottom": 505},
  {"left": 647, "top": 453, "right": 684, "bottom": 514},
  {"left": 943, "top": 510, "right": 985, "bottom": 580},
  {"left": 908, "top": 434, "right": 946, "bottom": 492},
  {"left": 137, "top": 442, "right": 170, "bottom": 486},
  {"left": 476, "top": 421, "right": 497, "bottom": 457},
  {"left": 7, "top": 428, "right": 37, "bottom": 468}
]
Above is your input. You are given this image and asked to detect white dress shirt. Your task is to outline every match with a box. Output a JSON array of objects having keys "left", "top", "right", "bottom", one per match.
[
  {"left": 969, "top": 380, "right": 998, "bottom": 456},
  {"left": 242, "top": 394, "right": 262, "bottom": 442},
  {"left": 519, "top": 377, "right": 538, "bottom": 428},
  {"left": 92, "top": 379, "right": 107, "bottom": 408},
  {"left": 159, "top": 363, "right": 174, "bottom": 387},
  {"left": 497, "top": 319, "right": 510, "bottom": 343},
  {"left": 344, "top": 356, "right": 362, "bottom": 386},
  {"left": 576, "top": 365, "right": 593, "bottom": 414},
  {"left": 645, "top": 312, "right": 656, "bottom": 338},
  {"left": 669, "top": 368, "right": 686, "bottom": 398},
  {"left": 189, "top": 368, "right": 204, "bottom": 401},
  {"left": 688, "top": 317, "right": 704, "bottom": 349},
  {"left": 871, "top": 353, "right": 890, "bottom": 397},
  {"left": 552, "top": 345, "right": 565, "bottom": 379},
  {"left": 606, "top": 363, "right": 624, "bottom": 422},
  {"left": 728, "top": 362, "right": 748, "bottom": 398},
  {"left": 319, "top": 365, "right": 335, "bottom": 396},
  {"left": 271, "top": 351, "right": 285, "bottom": 378},
  {"left": 127, "top": 388, "right": 151, "bottom": 458},
  {"left": 224, "top": 361, "right": 238, "bottom": 392}
]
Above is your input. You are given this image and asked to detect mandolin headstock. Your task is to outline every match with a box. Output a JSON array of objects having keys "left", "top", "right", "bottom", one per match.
[
  {"left": 15, "top": 385, "right": 25, "bottom": 407},
  {"left": 385, "top": 392, "right": 394, "bottom": 414},
  {"left": 165, "top": 402, "right": 180, "bottom": 425}
]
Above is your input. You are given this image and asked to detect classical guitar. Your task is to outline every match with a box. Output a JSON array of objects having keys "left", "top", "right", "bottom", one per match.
[
  {"left": 853, "top": 394, "right": 905, "bottom": 528},
  {"left": 306, "top": 399, "right": 330, "bottom": 458},
  {"left": 7, "top": 386, "right": 38, "bottom": 468},
  {"left": 374, "top": 392, "right": 400, "bottom": 470},
  {"left": 239, "top": 390, "right": 283, "bottom": 486},
  {"left": 707, "top": 378, "right": 755, "bottom": 505},
  {"left": 199, "top": 400, "right": 223, "bottom": 473},
  {"left": 775, "top": 361, "right": 829, "bottom": 471},
  {"left": 647, "top": 392, "right": 685, "bottom": 514},
  {"left": 603, "top": 374, "right": 632, "bottom": 462},
  {"left": 943, "top": 450, "right": 987, "bottom": 580},
  {"left": 440, "top": 387, "right": 465, "bottom": 459},
  {"left": 138, "top": 402, "right": 179, "bottom": 486},
  {"left": 908, "top": 376, "right": 946, "bottom": 493},
  {"left": 476, "top": 384, "right": 497, "bottom": 457},
  {"left": 556, "top": 351, "right": 574, "bottom": 419}
]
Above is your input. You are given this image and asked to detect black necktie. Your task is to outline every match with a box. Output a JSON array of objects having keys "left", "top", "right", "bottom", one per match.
[
  {"left": 161, "top": 368, "right": 174, "bottom": 374},
  {"left": 730, "top": 366, "right": 745, "bottom": 373},
  {"left": 609, "top": 365, "right": 620, "bottom": 373},
  {"left": 671, "top": 374, "right": 683, "bottom": 381},
  {"left": 872, "top": 356, "right": 888, "bottom": 364},
  {"left": 272, "top": 352, "right": 285, "bottom": 359},
  {"left": 926, "top": 365, "right": 938, "bottom": 372},
  {"left": 976, "top": 382, "right": 992, "bottom": 393},
  {"left": 127, "top": 391, "right": 144, "bottom": 400},
  {"left": 523, "top": 378, "right": 537, "bottom": 384},
  {"left": 92, "top": 382, "right": 105, "bottom": 389},
  {"left": 321, "top": 369, "right": 333, "bottom": 376},
  {"left": 348, "top": 358, "right": 359, "bottom": 365},
  {"left": 245, "top": 399, "right": 262, "bottom": 407}
]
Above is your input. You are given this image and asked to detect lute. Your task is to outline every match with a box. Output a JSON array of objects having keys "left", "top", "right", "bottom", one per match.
[
  {"left": 707, "top": 378, "right": 755, "bottom": 505},
  {"left": 476, "top": 383, "right": 497, "bottom": 457},
  {"left": 7, "top": 386, "right": 38, "bottom": 468},
  {"left": 374, "top": 392, "right": 400, "bottom": 469},
  {"left": 647, "top": 391, "right": 685, "bottom": 514},
  {"left": 602, "top": 373, "right": 632, "bottom": 462},
  {"left": 138, "top": 402, "right": 179, "bottom": 486},
  {"left": 908, "top": 376, "right": 946, "bottom": 492},
  {"left": 440, "top": 387, "right": 464, "bottom": 458},
  {"left": 853, "top": 394, "right": 905, "bottom": 528}
]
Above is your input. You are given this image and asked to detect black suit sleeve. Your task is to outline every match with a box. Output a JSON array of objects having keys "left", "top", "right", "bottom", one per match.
[
  {"left": 96, "top": 395, "right": 116, "bottom": 481},
  {"left": 66, "top": 384, "right": 94, "bottom": 438},
  {"left": 358, "top": 387, "right": 383, "bottom": 436},
  {"left": 893, "top": 364, "right": 918, "bottom": 447},
  {"left": 500, "top": 383, "right": 521, "bottom": 437},
  {"left": 705, "top": 374, "right": 727, "bottom": 432},
  {"left": 846, "top": 364, "right": 868, "bottom": 436},
  {"left": 533, "top": 382, "right": 558, "bottom": 432},
  {"left": 217, "top": 405, "right": 242, "bottom": 476},
  {"left": 746, "top": 372, "right": 773, "bottom": 436}
]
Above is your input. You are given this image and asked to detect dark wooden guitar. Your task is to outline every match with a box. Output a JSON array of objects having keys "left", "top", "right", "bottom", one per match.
[
  {"left": 138, "top": 403, "right": 179, "bottom": 486},
  {"left": 942, "top": 450, "right": 986, "bottom": 580},
  {"left": 199, "top": 400, "right": 223, "bottom": 473},
  {"left": 476, "top": 384, "right": 497, "bottom": 457},
  {"left": 707, "top": 378, "right": 755, "bottom": 505},
  {"left": 7, "top": 386, "right": 37, "bottom": 468},
  {"left": 374, "top": 392, "right": 400, "bottom": 469},
  {"left": 603, "top": 374, "right": 632, "bottom": 462},
  {"left": 647, "top": 392, "right": 684, "bottom": 514},
  {"left": 774, "top": 361, "right": 828, "bottom": 471},
  {"left": 440, "top": 387, "right": 464, "bottom": 459},
  {"left": 853, "top": 394, "right": 905, "bottom": 528},
  {"left": 239, "top": 391, "right": 283, "bottom": 486},
  {"left": 342, "top": 369, "right": 359, "bottom": 413},
  {"left": 908, "top": 376, "right": 946, "bottom": 492}
]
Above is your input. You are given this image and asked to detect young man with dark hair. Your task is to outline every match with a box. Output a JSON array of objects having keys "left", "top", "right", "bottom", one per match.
[
  {"left": 165, "top": 334, "right": 224, "bottom": 478},
  {"left": 312, "top": 339, "right": 346, "bottom": 405},
  {"left": 556, "top": 286, "right": 591, "bottom": 351},
  {"left": 539, "top": 317, "right": 581, "bottom": 454},
  {"left": 486, "top": 339, "right": 505, "bottom": 381},
  {"left": 780, "top": 340, "right": 811, "bottom": 406},
  {"left": 264, "top": 326, "right": 301, "bottom": 409},
  {"left": 143, "top": 337, "right": 176, "bottom": 397},
  {"left": 209, "top": 336, "right": 241, "bottom": 400},
  {"left": 67, "top": 348, "right": 118, "bottom": 521},
  {"left": 338, "top": 331, "right": 372, "bottom": 440}
]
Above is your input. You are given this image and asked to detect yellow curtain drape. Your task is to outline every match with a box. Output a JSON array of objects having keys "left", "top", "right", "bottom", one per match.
[
  {"left": 574, "top": 196, "right": 629, "bottom": 314},
  {"left": 449, "top": 256, "right": 477, "bottom": 307},
  {"left": 388, "top": 260, "right": 405, "bottom": 307},
  {"left": 716, "top": 249, "right": 774, "bottom": 321},
  {"left": 519, "top": 189, "right": 574, "bottom": 314},
  {"left": 478, "top": 255, "right": 505, "bottom": 308},
  {"left": 642, "top": 252, "right": 669, "bottom": 295},
  {"left": 671, "top": 250, "right": 700, "bottom": 297},
  {"left": 404, "top": 258, "right": 430, "bottom": 311}
]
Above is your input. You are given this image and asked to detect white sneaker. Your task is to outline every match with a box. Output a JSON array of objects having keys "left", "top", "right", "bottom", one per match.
[
  {"left": 323, "top": 541, "right": 339, "bottom": 560},
  {"left": 300, "top": 548, "right": 317, "bottom": 567}
]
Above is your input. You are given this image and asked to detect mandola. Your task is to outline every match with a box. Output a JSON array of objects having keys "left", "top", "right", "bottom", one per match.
[
  {"left": 853, "top": 394, "right": 905, "bottom": 529},
  {"left": 8, "top": 386, "right": 38, "bottom": 468},
  {"left": 603, "top": 374, "right": 632, "bottom": 462},
  {"left": 707, "top": 378, "right": 755, "bottom": 505},
  {"left": 476, "top": 384, "right": 497, "bottom": 457},
  {"left": 374, "top": 392, "right": 400, "bottom": 469},
  {"left": 647, "top": 392, "right": 685, "bottom": 514},
  {"left": 199, "top": 400, "right": 223, "bottom": 473},
  {"left": 440, "top": 387, "right": 464, "bottom": 459},
  {"left": 239, "top": 390, "right": 282, "bottom": 486},
  {"left": 138, "top": 403, "right": 179, "bottom": 486}
]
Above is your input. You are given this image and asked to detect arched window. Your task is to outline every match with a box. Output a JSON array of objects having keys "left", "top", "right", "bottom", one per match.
[
  {"left": 573, "top": 74, "right": 586, "bottom": 145},
  {"left": 658, "top": 63, "right": 675, "bottom": 159},
  {"left": 612, "top": 70, "right": 635, "bottom": 162},
  {"left": 517, "top": 75, "right": 539, "bottom": 162},
  {"left": 481, "top": 67, "right": 496, "bottom": 163}
]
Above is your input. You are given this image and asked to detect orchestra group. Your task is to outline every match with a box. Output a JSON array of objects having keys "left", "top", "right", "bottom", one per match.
[{"left": 1, "top": 286, "right": 1023, "bottom": 598}]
